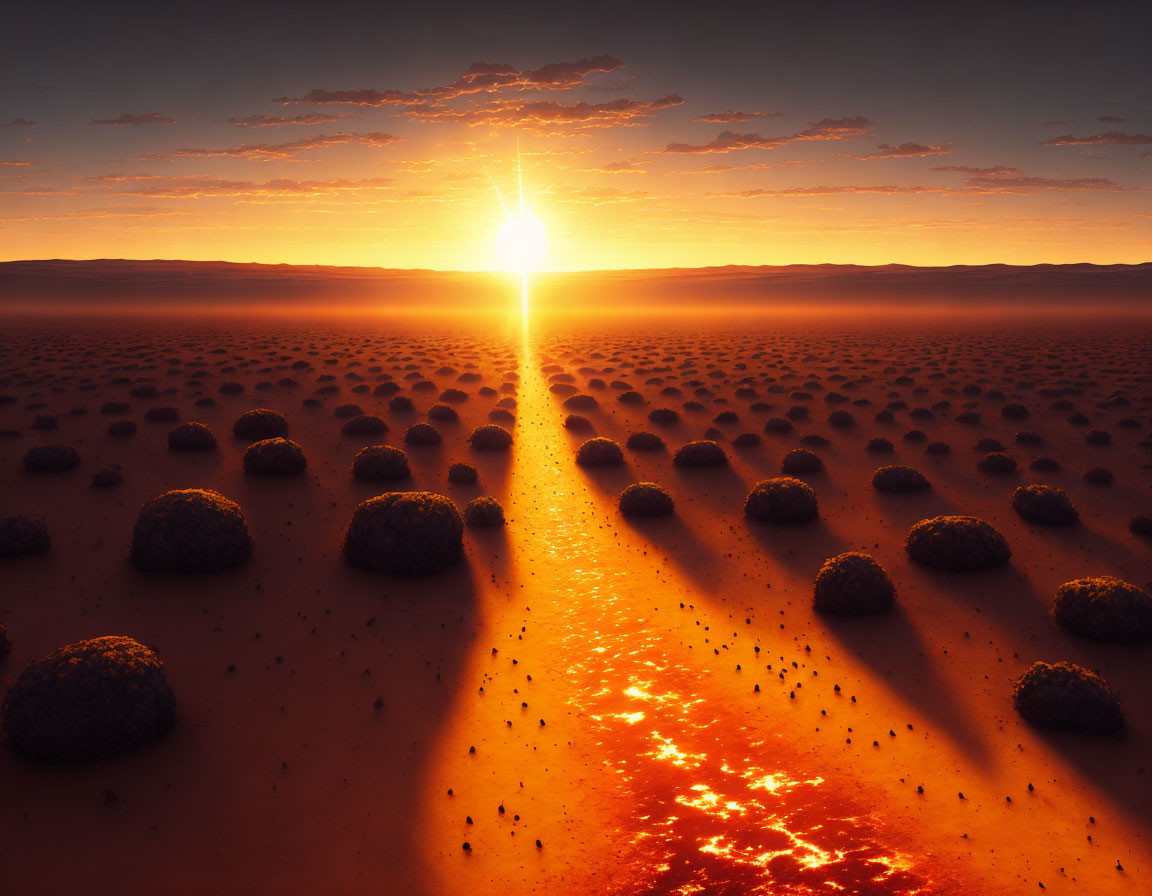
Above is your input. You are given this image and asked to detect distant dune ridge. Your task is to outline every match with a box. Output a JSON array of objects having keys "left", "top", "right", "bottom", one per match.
[{"left": 0, "top": 258, "right": 1148, "bottom": 313}]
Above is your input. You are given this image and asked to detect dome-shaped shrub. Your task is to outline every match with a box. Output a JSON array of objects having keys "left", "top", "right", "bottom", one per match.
[
  {"left": 872, "top": 465, "right": 930, "bottom": 493},
  {"left": 22, "top": 444, "right": 80, "bottom": 472},
  {"left": 469, "top": 424, "right": 513, "bottom": 450},
  {"left": 1011, "top": 484, "right": 1077, "bottom": 525},
  {"left": 167, "top": 422, "right": 217, "bottom": 451},
  {"left": 627, "top": 431, "right": 666, "bottom": 451},
  {"left": 744, "top": 477, "right": 818, "bottom": 523},
  {"left": 404, "top": 422, "right": 442, "bottom": 445},
  {"left": 464, "top": 496, "right": 505, "bottom": 527},
  {"left": 619, "top": 482, "right": 675, "bottom": 517},
  {"left": 576, "top": 437, "right": 624, "bottom": 467},
  {"left": 130, "top": 489, "right": 251, "bottom": 573},
  {"left": 0, "top": 515, "right": 50, "bottom": 557},
  {"left": 243, "top": 438, "right": 308, "bottom": 475},
  {"left": 352, "top": 445, "right": 410, "bottom": 481},
  {"left": 448, "top": 462, "right": 478, "bottom": 484},
  {"left": 905, "top": 515, "right": 1010, "bottom": 571},
  {"left": 232, "top": 409, "right": 288, "bottom": 441},
  {"left": 673, "top": 440, "right": 727, "bottom": 468},
  {"left": 1052, "top": 576, "right": 1152, "bottom": 642},
  {"left": 2, "top": 636, "right": 176, "bottom": 760},
  {"left": 781, "top": 448, "right": 822, "bottom": 474},
  {"left": 342, "top": 414, "right": 388, "bottom": 436},
  {"left": 813, "top": 552, "right": 896, "bottom": 615},
  {"left": 1013, "top": 661, "right": 1123, "bottom": 734},
  {"left": 344, "top": 492, "right": 463, "bottom": 574},
  {"left": 978, "top": 452, "right": 1017, "bottom": 474}
]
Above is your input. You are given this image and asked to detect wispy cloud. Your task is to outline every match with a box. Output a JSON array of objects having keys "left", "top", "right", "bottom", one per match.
[
  {"left": 223, "top": 113, "right": 347, "bottom": 127},
  {"left": 92, "top": 112, "right": 176, "bottom": 126},
  {"left": 6, "top": 118, "right": 36, "bottom": 127},
  {"left": 581, "top": 159, "right": 647, "bottom": 174},
  {"left": 136, "top": 132, "right": 400, "bottom": 161},
  {"left": 277, "top": 56, "right": 625, "bottom": 107},
  {"left": 838, "top": 142, "right": 951, "bottom": 160},
  {"left": 107, "top": 176, "right": 394, "bottom": 198},
  {"left": 692, "top": 111, "right": 779, "bottom": 123},
  {"left": 1043, "top": 131, "right": 1152, "bottom": 146},
  {"left": 662, "top": 117, "right": 873, "bottom": 153}
]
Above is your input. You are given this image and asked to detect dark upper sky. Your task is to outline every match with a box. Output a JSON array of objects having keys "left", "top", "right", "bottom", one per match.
[{"left": 2, "top": 0, "right": 1149, "bottom": 268}]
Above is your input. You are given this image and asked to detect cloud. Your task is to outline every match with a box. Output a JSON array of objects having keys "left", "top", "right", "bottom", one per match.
[
  {"left": 1, "top": 160, "right": 32, "bottom": 167},
  {"left": 839, "top": 142, "right": 951, "bottom": 160},
  {"left": 136, "top": 132, "right": 400, "bottom": 160},
  {"left": 1095, "top": 115, "right": 1126, "bottom": 123},
  {"left": 692, "top": 111, "right": 778, "bottom": 123},
  {"left": 92, "top": 112, "right": 176, "bottom": 126},
  {"left": 6, "top": 118, "right": 36, "bottom": 127},
  {"left": 662, "top": 117, "right": 873, "bottom": 153},
  {"left": 581, "top": 159, "right": 647, "bottom": 174},
  {"left": 107, "top": 176, "right": 394, "bottom": 198},
  {"left": 1042, "top": 131, "right": 1152, "bottom": 146},
  {"left": 277, "top": 56, "right": 625, "bottom": 107},
  {"left": 224, "top": 113, "right": 347, "bottom": 127},
  {"left": 714, "top": 165, "right": 1131, "bottom": 198},
  {"left": 0, "top": 205, "right": 197, "bottom": 223}
]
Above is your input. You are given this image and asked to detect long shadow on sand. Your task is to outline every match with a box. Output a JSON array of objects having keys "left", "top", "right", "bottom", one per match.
[{"left": 820, "top": 604, "right": 990, "bottom": 763}]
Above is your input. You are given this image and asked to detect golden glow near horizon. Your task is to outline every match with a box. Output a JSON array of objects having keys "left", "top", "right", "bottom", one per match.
[{"left": 492, "top": 147, "right": 545, "bottom": 317}]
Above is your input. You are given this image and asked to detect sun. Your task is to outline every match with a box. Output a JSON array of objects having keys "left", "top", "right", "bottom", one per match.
[{"left": 495, "top": 213, "right": 547, "bottom": 273}]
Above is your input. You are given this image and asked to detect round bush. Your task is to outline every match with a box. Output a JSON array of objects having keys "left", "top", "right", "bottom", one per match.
[
  {"left": 243, "top": 438, "right": 307, "bottom": 475},
  {"left": 1013, "top": 661, "right": 1123, "bottom": 734},
  {"left": 627, "top": 431, "right": 666, "bottom": 451},
  {"left": 866, "top": 437, "right": 894, "bottom": 454},
  {"left": 872, "top": 465, "right": 930, "bottom": 493},
  {"left": 2, "top": 636, "right": 176, "bottom": 760},
  {"left": 1052, "top": 576, "right": 1152, "bottom": 642},
  {"left": 827, "top": 409, "right": 855, "bottom": 427},
  {"left": 342, "top": 414, "right": 388, "bottom": 436},
  {"left": 1011, "top": 484, "right": 1077, "bottom": 525},
  {"left": 334, "top": 403, "right": 364, "bottom": 418},
  {"left": 564, "top": 394, "right": 599, "bottom": 411},
  {"left": 130, "top": 489, "right": 251, "bottom": 573},
  {"left": 744, "top": 477, "right": 818, "bottom": 523},
  {"left": 577, "top": 437, "right": 624, "bottom": 467},
  {"left": 926, "top": 441, "right": 951, "bottom": 455},
  {"left": 813, "top": 552, "right": 896, "bottom": 615},
  {"left": 782, "top": 448, "right": 822, "bottom": 474},
  {"left": 448, "top": 462, "right": 478, "bottom": 484},
  {"left": 144, "top": 407, "right": 179, "bottom": 423},
  {"left": 352, "top": 445, "right": 410, "bottom": 481},
  {"left": 0, "top": 515, "right": 50, "bottom": 557},
  {"left": 428, "top": 403, "right": 459, "bottom": 422},
  {"left": 92, "top": 465, "right": 123, "bottom": 488},
  {"left": 732, "top": 432, "right": 762, "bottom": 447},
  {"left": 1085, "top": 429, "right": 1111, "bottom": 446},
  {"left": 1030, "top": 456, "right": 1059, "bottom": 472},
  {"left": 564, "top": 414, "right": 592, "bottom": 431},
  {"left": 649, "top": 407, "right": 679, "bottom": 424},
  {"left": 464, "top": 496, "right": 505, "bottom": 527},
  {"left": 389, "top": 395, "right": 415, "bottom": 413},
  {"left": 343, "top": 492, "right": 463, "bottom": 574},
  {"left": 108, "top": 420, "right": 137, "bottom": 436},
  {"left": 22, "top": 444, "right": 80, "bottom": 472},
  {"left": 905, "top": 515, "right": 1010, "bottom": 571},
  {"left": 619, "top": 482, "right": 675, "bottom": 517},
  {"left": 764, "top": 417, "right": 793, "bottom": 434},
  {"left": 232, "top": 409, "right": 288, "bottom": 441},
  {"left": 673, "top": 440, "right": 727, "bottom": 468},
  {"left": 167, "top": 422, "right": 217, "bottom": 451},
  {"left": 977, "top": 452, "right": 1017, "bottom": 474},
  {"left": 1083, "top": 466, "right": 1113, "bottom": 485},
  {"left": 469, "top": 424, "right": 513, "bottom": 450},
  {"left": 394, "top": 420, "right": 439, "bottom": 446},
  {"left": 1129, "top": 514, "right": 1152, "bottom": 536}
]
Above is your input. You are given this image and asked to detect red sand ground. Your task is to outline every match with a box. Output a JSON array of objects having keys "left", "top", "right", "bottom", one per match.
[{"left": 0, "top": 313, "right": 1149, "bottom": 895}]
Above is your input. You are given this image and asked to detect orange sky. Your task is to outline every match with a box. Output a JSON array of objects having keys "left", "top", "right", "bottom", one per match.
[{"left": 3, "top": 3, "right": 1150, "bottom": 270}]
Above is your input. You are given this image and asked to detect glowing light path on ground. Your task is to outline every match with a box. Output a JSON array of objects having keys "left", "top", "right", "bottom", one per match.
[{"left": 456, "top": 329, "right": 938, "bottom": 895}]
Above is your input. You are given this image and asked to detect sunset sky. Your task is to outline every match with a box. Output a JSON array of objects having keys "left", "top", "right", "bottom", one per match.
[{"left": 2, "top": 0, "right": 1150, "bottom": 270}]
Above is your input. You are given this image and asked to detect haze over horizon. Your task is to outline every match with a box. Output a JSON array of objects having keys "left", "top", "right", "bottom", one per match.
[{"left": 3, "top": 0, "right": 1150, "bottom": 271}]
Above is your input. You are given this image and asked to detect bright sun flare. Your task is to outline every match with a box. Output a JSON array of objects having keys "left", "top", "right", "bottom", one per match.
[{"left": 495, "top": 213, "right": 547, "bottom": 273}]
